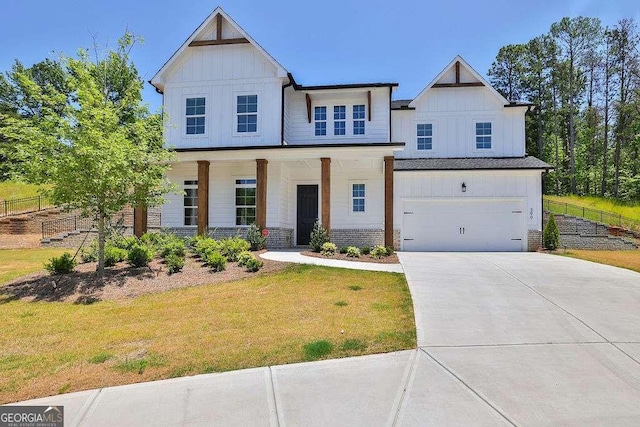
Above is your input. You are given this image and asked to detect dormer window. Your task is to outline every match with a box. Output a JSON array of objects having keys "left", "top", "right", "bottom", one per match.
[
  {"left": 237, "top": 95, "right": 258, "bottom": 133},
  {"left": 475, "top": 122, "right": 492, "bottom": 149},
  {"left": 315, "top": 106, "right": 327, "bottom": 136},
  {"left": 186, "top": 97, "right": 205, "bottom": 135}
]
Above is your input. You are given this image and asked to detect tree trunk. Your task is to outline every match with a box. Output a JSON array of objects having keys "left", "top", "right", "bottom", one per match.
[
  {"left": 568, "top": 51, "right": 577, "bottom": 194},
  {"left": 537, "top": 77, "right": 543, "bottom": 157},
  {"left": 97, "top": 212, "right": 106, "bottom": 279},
  {"left": 601, "top": 60, "right": 610, "bottom": 197}
]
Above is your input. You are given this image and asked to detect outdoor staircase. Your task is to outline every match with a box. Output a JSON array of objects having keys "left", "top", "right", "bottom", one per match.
[
  {"left": 544, "top": 212, "right": 638, "bottom": 250},
  {"left": 0, "top": 208, "right": 68, "bottom": 235}
]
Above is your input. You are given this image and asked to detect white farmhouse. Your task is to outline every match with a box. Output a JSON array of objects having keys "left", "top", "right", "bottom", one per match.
[{"left": 149, "top": 7, "right": 550, "bottom": 251}]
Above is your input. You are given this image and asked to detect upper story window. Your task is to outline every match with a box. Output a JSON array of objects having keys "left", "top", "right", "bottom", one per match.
[
  {"left": 334, "top": 105, "right": 346, "bottom": 135},
  {"left": 475, "top": 122, "right": 492, "bottom": 149},
  {"left": 353, "top": 105, "right": 365, "bottom": 135},
  {"left": 417, "top": 124, "right": 433, "bottom": 150},
  {"left": 186, "top": 97, "right": 205, "bottom": 135},
  {"left": 352, "top": 183, "right": 365, "bottom": 212},
  {"left": 315, "top": 106, "right": 327, "bottom": 136},
  {"left": 184, "top": 180, "right": 198, "bottom": 226},
  {"left": 235, "top": 178, "right": 257, "bottom": 226},
  {"left": 237, "top": 95, "right": 258, "bottom": 133}
]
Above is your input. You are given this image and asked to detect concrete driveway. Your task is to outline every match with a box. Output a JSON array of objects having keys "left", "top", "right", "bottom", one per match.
[{"left": 9, "top": 253, "right": 640, "bottom": 425}]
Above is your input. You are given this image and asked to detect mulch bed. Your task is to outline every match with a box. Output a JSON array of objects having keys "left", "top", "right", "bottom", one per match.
[
  {"left": 301, "top": 251, "right": 399, "bottom": 264},
  {"left": 0, "top": 251, "right": 288, "bottom": 304}
]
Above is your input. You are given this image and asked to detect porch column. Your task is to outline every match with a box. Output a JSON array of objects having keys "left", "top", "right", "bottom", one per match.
[
  {"left": 384, "top": 156, "right": 394, "bottom": 247},
  {"left": 197, "top": 160, "right": 210, "bottom": 235},
  {"left": 256, "top": 159, "right": 268, "bottom": 229},
  {"left": 133, "top": 206, "right": 147, "bottom": 237},
  {"left": 321, "top": 157, "right": 331, "bottom": 235}
]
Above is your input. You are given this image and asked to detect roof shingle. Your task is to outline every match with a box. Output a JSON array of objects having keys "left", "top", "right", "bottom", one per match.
[{"left": 394, "top": 157, "right": 552, "bottom": 171}]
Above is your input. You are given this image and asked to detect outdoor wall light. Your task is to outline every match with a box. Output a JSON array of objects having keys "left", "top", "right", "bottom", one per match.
[{"left": 461, "top": 182, "right": 467, "bottom": 192}]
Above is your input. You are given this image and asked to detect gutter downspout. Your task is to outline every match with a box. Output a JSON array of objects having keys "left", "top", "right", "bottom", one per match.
[{"left": 281, "top": 76, "right": 294, "bottom": 146}]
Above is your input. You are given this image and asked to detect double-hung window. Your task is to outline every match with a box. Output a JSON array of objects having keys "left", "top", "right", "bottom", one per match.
[
  {"left": 475, "top": 122, "right": 492, "bottom": 149},
  {"left": 417, "top": 124, "right": 433, "bottom": 150},
  {"left": 186, "top": 98, "right": 205, "bottom": 135},
  {"left": 352, "top": 183, "right": 365, "bottom": 212},
  {"left": 314, "top": 106, "right": 327, "bottom": 136},
  {"left": 353, "top": 105, "right": 365, "bottom": 135},
  {"left": 334, "top": 105, "right": 346, "bottom": 135},
  {"left": 184, "top": 180, "right": 198, "bottom": 226},
  {"left": 237, "top": 95, "right": 258, "bottom": 133},
  {"left": 235, "top": 179, "right": 256, "bottom": 226}
]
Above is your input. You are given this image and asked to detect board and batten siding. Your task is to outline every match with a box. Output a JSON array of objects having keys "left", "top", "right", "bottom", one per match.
[
  {"left": 285, "top": 87, "right": 390, "bottom": 145},
  {"left": 394, "top": 170, "right": 543, "bottom": 231},
  {"left": 392, "top": 87, "right": 526, "bottom": 159},
  {"left": 163, "top": 43, "right": 285, "bottom": 149}
]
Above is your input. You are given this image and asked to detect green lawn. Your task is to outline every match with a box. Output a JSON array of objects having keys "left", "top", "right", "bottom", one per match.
[
  {"left": 0, "top": 249, "right": 416, "bottom": 404},
  {"left": 0, "top": 248, "right": 68, "bottom": 284},
  {"left": 544, "top": 195, "right": 640, "bottom": 231},
  {"left": 0, "top": 181, "right": 49, "bottom": 200}
]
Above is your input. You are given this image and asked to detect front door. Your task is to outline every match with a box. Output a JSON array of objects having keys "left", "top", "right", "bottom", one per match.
[{"left": 296, "top": 185, "right": 318, "bottom": 245}]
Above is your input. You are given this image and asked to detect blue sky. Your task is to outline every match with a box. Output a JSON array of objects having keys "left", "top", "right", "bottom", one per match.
[{"left": 1, "top": 0, "right": 638, "bottom": 110}]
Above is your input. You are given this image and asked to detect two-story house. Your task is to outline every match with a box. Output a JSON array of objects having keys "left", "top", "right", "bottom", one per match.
[{"left": 149, "top": 7, "right": 550, "bottom": 252}]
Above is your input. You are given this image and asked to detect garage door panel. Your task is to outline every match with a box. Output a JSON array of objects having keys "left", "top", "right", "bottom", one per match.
[{"left": 402, "top": 199, "right": 525, "bottom": 252}]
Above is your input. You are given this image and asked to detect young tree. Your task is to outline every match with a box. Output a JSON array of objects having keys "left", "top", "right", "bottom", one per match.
[{"left": 0, "top": 33, "right": 174, "bottom": 278}]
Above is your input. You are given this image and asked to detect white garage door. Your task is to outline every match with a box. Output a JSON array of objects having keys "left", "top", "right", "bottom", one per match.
[{"left": 402, "top": 199, "right": 525, "bottom": 252}]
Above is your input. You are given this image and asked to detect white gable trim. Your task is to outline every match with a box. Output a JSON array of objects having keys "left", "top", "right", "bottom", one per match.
[
  {"left": 150, "top": 7, "right": 288, "bottom": 91},
  {"left": 408, "top": 55, "right": 508, "bottom": 108}
]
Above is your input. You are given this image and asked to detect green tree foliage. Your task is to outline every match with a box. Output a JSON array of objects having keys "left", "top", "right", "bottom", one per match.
[
  {"left": 543, "top": 214, "right": 560, "bottom": 250},
  {"left": 0, "top": 32, "right": 174, "bottom": 278}
]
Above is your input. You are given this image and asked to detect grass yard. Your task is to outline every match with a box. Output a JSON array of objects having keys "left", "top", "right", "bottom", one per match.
[
  {"left": 0, "top": 181, "right": 49, "bottom": 200},
  {"left": 545, "top": 195, "right": 640, "bottom": 220},
  {"left": 0, "top": 249, "right": 415, "bottom": 403},
  {"left": 562, "top": 249, "right": 640, "bottom": 274},
  {"left": 0, "top": 248, "right": 68, "bottom": 284}
]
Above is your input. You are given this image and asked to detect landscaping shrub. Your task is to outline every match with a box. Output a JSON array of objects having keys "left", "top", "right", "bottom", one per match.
[
  {"left": 321, "top": 242, "right": 337, "bottom": 256},
  {"left": 346, "top": 246, "right": 360, "bottom": 258},
  {"left": 104, "top": 245, "right": 127, "bottom": 267},
  {"left": 385, "top": 246, "right": 395, "bottom": 256},
  {"left": 203, "top": 250, "right": 226, "bottom": 272},
  {"left": 543, "top": 213, "right": 560, "bottom": 250},
  {"left": 45, "top": 252, "right": 77, "bottom": 275},
  {"left": 193, "top": 237, "right": 220, "bottom": 258},
  {"left": 80, "top": 242, "right": 98, "bottom": 263},
  {"left": 339, "top": 246, "right": 349, "bottom": 254},
  {"left": 112, "top": 235, "right": 138, "bottom": 251},
  {"left": 160, "top": 240, "right": 186, "bottom": 258},
  {"left": 165, "top": 253, "right": 185, "bottom": 275},
  {"left": 127, "top": 244, "right": 154, "bottom": 268},
  {"left": 237, "top": 251, "right": 254, "bottom": 267},
  {"left": 371, "top": 245, "right": 387, "bottom": 259},
  {"left": 309, "top": 220, "right": 329, "bottom": 252},
  {"left": 219, "top": 237, "right": 250, "bottom": 262},
  {"left": 245, "top": 257, "right": 263, "bottom": 272},
  {"left": 361, "top": 246, "right": 371, "bottom": 255},
  {"left": 246, "top": 223, "right": 267, "bottom": 251}
]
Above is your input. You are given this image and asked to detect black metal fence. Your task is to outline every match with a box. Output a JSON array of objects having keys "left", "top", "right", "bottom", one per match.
[
  {"left": 543, "top": 198, "right": 640, "bottom": 232},
  {"left": 0, "top": 195, "right": 52, "bottom": 217},
  {"left": 41, "top": 210, "right": 162, "bottom": 239}
]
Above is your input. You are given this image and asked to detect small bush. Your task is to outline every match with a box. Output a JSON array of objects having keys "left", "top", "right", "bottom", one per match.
[
  {"left": 321, "top": 242, "right": 337, "bottom": 256},
  {"left": 80, "top": 242, "right": 98, "bottom": 263},
  {"left": 112, "top": 236, "right": 138, "bottom": 251},
  {"left": 104, "top": 245, "right": 127, "bottom": 267},
  {"left": 160, "top": 240, "right": 186, "bottom": 258},
  {"left": 309, "top": 220, "right": 329, "bottom": 252},
  {"left": 237, "top": 250, "right": 254, "bottom": 267},
  {"left": 303, "top": 340, "right": 333, "bottom": 361},
  {"left": 245, "top": 257, "right": 263, "bottom": 272},
  {"left": 193, "top": 237, "right": 220, "bottom": 258},
  {"left": 246, "top": 223, "right": 267, "bottom": 251},
  {"left": 219, "top": 237, "right": 250, "bottom": 262},
  {"left": 385, "top": 246, "right": 395, "bottom": 256},
  {"left": 165, "top": 253, "right": 185, "bottom": 275},
  {"left": 339, "top": 246, "right": 349, "bottom": 254},
  {"left": 361, "top": 246, "right": 371, "bottom": 255},
  {"left": 44, "top": 252, "right": 77, "bottom": 275},
  {"left": 127, "top": 244, "right": 154, "bottom": 268},
  {"left": 346, "top": 246, "right": 360, "bottom": 258},
  {"left": 203, "top": 250, "right": 226, "bottom": 272},
  {"left": 543, "top": 213, "right": 560, "bottom": 250},
  {"left": 370, "top": 245, "right": 387, "bottom": 259}
]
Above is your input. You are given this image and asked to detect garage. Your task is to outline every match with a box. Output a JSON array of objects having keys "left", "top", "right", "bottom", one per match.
[{"left": 402, "top": 199, "right": 525, "bottom": 252}]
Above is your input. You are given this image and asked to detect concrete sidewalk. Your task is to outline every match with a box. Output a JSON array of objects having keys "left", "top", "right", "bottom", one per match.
[{"left": 260, "top": 250, "right": 404, "bottom": 273}]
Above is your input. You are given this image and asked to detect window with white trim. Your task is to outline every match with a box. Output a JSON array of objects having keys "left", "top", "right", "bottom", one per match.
[
  {"left": 352, "top": 183, "right": 365, "bottom": 212},
  {"left": 185, "top": 98, "right": 205, "bottom": 135},
  {"left": 353, "top": 104, "right": 365, "bottom": 135},
  {"left": 475, "top": 122, "right": 492, "bottom": 149},
  {"left": 235, "top": 178, "right": 256, "bottom": 226},
  {"left": 314, "top": 106, "right": 327, "bottom": 136},
  {"left": 237, "top": 95, "right": 258, "bottom": 133},
  {"left": 417, "top": 124, "right": 433, "bottom": 150},
  {"left": 334, "top": 105, "right": 346, "bottom": 135},
  {"left": 184, "top": 180, "right": 198, "bottom": 226}
]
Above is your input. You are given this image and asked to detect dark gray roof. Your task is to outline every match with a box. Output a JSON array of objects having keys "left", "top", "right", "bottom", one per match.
[
  {"left": 391, "top": 99, "right": 414, "bottom": 110},
  {"left": 394, "top": 156, "right": 552, "bottom": 171}
]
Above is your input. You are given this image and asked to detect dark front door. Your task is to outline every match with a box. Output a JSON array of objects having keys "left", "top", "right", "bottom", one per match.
[{"left": 296, "top": 185, "right": 318, "bottom": 245}]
